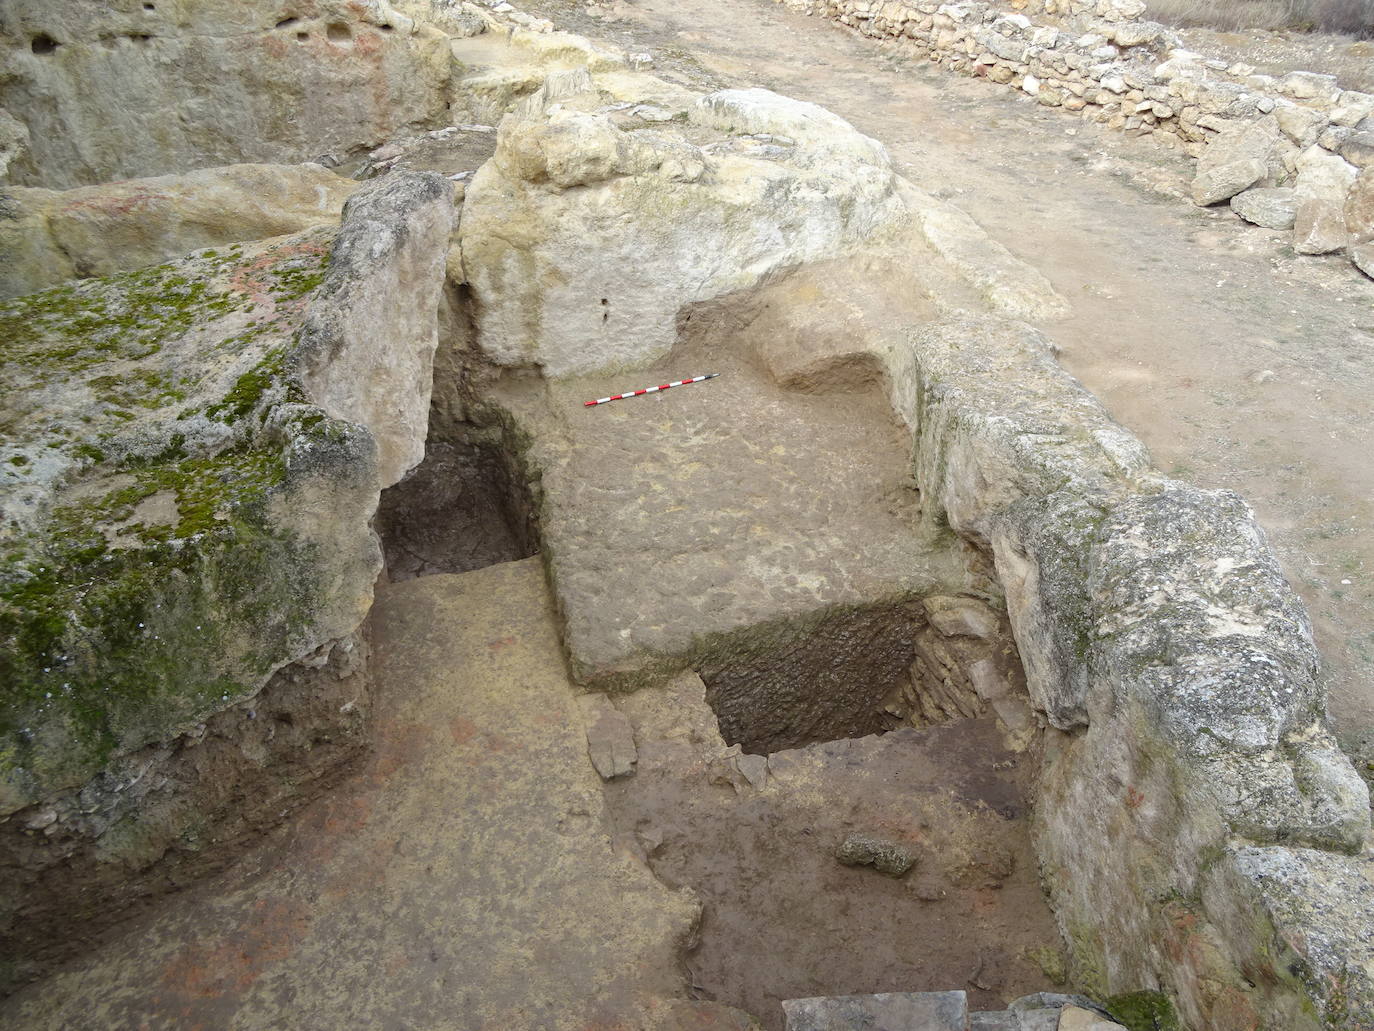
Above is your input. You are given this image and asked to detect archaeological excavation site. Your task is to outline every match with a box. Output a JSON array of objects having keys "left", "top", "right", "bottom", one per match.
[{"left": 2, "top": 0, "right": 1374, "bottom": 1028}]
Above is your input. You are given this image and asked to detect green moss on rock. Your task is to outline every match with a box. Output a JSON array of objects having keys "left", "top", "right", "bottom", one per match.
[
  {"left": 0, "top": 230, "right": 352, "bottom": 805},
  {"left": 1102, "top": 990, "right": 1180, "bottom": 1031}
]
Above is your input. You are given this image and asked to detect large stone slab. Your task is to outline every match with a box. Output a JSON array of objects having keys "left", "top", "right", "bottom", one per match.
[{"left": 0, "top": 171, "right": 451, "bottom": 813}]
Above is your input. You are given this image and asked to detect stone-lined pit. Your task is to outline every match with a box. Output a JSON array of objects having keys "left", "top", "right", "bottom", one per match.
[{"left": 699, "top": 594, "right": 1031, "bottom": 755}]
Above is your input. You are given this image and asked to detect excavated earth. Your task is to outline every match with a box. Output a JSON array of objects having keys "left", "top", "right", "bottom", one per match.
[{"left": 3, "top": 0, "right": 1374, "bottom": 1028}]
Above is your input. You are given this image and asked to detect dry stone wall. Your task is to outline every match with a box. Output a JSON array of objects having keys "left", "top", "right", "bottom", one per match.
[{"left": 769, "top": 0, "right": 1374, "bottom": 278}]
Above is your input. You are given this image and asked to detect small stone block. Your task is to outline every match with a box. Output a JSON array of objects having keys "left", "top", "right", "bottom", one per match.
[
  {"left": 835, "top": 833, "right": 917, "bottom": 876},
  {"left": 578, "top": 694, "right": 637, "bottom": 779},
  {"left": 782, "top": 990, "right": 967, "bottom": 1031}
]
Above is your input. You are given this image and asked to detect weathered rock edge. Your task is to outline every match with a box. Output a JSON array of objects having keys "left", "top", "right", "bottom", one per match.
[
  {"left": 0, "top": 163, "right": 361, "bottom": 301},
  {"left": 885, "top": 310, "right": 1372, "bottom": 1029}
]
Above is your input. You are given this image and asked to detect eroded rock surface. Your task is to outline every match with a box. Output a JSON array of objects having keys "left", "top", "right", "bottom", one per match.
[
  {"left": 0, "top": 163, "right": 360, "bottom": 300},
  {"left": 0, "top": 0, "right": 450, "bottom": 188}
]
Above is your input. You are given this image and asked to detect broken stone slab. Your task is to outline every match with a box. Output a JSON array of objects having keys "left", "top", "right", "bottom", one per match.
[
  {"left": 0, "top": 163, "right": 361, "bottom": 300},
  {"left": 0, "top": 171, "right": 452, "bottom": 813},
  {"left": 782, "top": 990, "right": 967, "bottom": 1031},
  {"left": 835, "top": 833, "right": 917, "bottom": 876},
  {"left": 1230, "top": 187, "right": 1298, "bottom": 230},
  {"left": 577, "top": 693, "right": 637, "bottom": 779}
]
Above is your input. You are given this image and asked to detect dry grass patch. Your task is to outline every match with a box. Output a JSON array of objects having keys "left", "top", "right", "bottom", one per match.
[{"left": 1145, "top": 0, "right": 1373, "bottom": 37}]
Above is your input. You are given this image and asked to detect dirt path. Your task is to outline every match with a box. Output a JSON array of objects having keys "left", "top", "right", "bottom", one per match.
[{"left": 527, "top": 0, "right": 1374, "bottom": 772}]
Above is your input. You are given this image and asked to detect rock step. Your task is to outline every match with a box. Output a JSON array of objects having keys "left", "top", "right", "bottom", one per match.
[{"left": 782, "top": 990, "right": 1128, "bottom": 1031}]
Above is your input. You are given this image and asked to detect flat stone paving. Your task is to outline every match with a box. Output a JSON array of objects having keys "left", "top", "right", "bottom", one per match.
[
  {"left": 0, "top": 560, "right": 753, "bottom": 1030},
  {"left": 494, "top": 340, "right": 979, "bottom": 687}
]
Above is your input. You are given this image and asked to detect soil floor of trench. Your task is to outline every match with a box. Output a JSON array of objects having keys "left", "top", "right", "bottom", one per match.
[{"left": 0, "top": 560, "right": 1059, "bottom": 1030}]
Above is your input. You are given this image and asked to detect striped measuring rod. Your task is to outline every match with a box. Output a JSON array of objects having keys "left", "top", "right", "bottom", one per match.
[{"left": 584, "top": 373, "right": 720, "bottom": 407}]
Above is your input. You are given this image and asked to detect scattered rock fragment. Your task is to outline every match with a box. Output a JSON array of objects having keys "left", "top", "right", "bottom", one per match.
[
  {"left": 835, "top": 833, "right": 917, "bottom": 876},
  {"left": 578, "top": 694, "right": 637, "bottom": 779}
]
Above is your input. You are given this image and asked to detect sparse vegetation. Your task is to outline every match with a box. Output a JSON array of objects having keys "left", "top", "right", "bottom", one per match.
[{"left": 1144, "top": 0, "right": 1374, "bottom": 39}]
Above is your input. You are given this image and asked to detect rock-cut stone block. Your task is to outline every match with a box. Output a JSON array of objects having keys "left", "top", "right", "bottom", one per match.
[{"left": 782, "top": 990, "right": 967, "bottom": 1031}]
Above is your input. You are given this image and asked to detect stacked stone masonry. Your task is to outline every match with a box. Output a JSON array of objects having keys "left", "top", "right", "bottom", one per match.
[{"left": 768, "top": 0, "right": 1374, "bottom": 279}]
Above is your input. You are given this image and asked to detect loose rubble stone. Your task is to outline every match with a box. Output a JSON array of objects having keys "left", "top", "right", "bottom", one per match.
[
  {"left": 1293, "top": 199, "right": 1347, "bottom": 254},
  {"left": 836, "top": 833, "right": 917, "bottom": 876},
  {"left": 1230, "top": 187, "right": 1298, "bottom": 230},
  {"left": 1343, "top": 131, "right": 1374, "bottom": 169},
  {"left": 578, "top": 694, "right": 638, "bottom": 779},
  {"left": 1191, "top": 115, "right": 1288, "bottom": 205}
]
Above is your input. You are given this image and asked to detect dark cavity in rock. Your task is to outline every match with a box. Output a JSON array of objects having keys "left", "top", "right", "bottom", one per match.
[{"left": 375, "top": 436, "right": 537, "bottom": 581}]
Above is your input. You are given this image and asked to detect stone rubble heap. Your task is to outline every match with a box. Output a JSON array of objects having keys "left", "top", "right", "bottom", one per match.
[{"left": 769, "top": 0, "right": 1374, "bottom": 278}]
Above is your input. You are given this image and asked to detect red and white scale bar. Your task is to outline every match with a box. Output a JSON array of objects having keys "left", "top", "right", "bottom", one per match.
[{"left": 584, "top": 372, "right": 720, "bottom": 407}]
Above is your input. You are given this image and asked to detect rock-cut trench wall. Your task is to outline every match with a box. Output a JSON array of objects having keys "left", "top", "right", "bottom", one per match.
[
  {"left": 0, "top": 0, "right": 452, "bottom": 189},
  {"left": 882, "top": 309, "right": 1374, "bottom": 1030}
]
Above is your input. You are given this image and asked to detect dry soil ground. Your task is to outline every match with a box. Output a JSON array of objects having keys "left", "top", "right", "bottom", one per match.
[{"left": 526, "top": 0, "right": 1374, "bottom": 776}]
